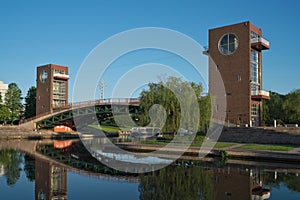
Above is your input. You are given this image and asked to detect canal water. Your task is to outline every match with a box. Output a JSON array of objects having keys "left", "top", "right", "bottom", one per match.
[{"left": 0, "top": 139, "right": 300, "bottom": 200}]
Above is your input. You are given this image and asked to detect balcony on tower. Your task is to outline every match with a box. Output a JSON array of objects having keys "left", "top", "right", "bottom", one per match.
[
  {"left": 251, "top": 37, "right": 270, "bottom": 50},
  {"left": 53, "top": 69, "right": 69, "bottom": 80},
  {"left": 251, "top": 90, "right": 270, "bottom": 100}
]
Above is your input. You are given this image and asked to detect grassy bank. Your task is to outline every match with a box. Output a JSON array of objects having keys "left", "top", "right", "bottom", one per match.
[
  {"left": 141, "top": 135, "right": 238, "bottom": 149},
  {"left": 237, "top": 144, "right": 295, "bottom": 151},
  {"left": 141, "top": 136, "right": 297, "bottom": 152},
  {"left": 88, "top": 124, "right": 121, "bottom": 133}
]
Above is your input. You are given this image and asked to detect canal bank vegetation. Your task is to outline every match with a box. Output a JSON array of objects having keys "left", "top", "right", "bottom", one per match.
[
  {"left": 263, "top": 89, "right": 300, "bottom": 126},
  {"left": 141, "top": 139, "right": 297, "bottom": 152},
  {"left": 141, "top": 136, "right": 238, "bottom": 148},
  {"left": 88, "top": 124, "right": 122, "bottom": 133},
  {"left": 237, "top": 144, "right": 295, "bottom": 151}
]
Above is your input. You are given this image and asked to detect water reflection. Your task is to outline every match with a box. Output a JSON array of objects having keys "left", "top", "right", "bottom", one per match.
[
  {"left": 35, "top": 157, "right": 67, "bottom": 200},
  {"left": 1, "top": 139, "right": 300, "bottom": 200},
  {"left": 139, "top": 164, "right": 273, "bottom": 200},
  {"left": 0, "top": 149, "right": 22, "bottom": 186}
]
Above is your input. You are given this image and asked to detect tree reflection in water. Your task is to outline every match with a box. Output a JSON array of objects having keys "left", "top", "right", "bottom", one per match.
[
  {"left": 139, "top": 164, "right": 215, "bottom": 200},
  {"left": 0, "top": 149, "right": 22, "bottom": 186},
  {"left": 262, "top": 171, "right": 300, "bottom": 193}
]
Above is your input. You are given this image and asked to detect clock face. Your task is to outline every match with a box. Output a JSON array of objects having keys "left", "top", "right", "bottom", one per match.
[
  {"left": 218, "top": 33, "right": 239, "bottom": 55},
  {"left": 40, "top": 70, "right": 48, "bottom": 83}
]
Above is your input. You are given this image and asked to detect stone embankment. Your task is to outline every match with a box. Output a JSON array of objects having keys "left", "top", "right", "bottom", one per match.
[
  {"left": 218, "top": 127, "right": 300, "bottom": 145},
  {"left": 0, "top": 126, "right": 77, "bottom": 140}
]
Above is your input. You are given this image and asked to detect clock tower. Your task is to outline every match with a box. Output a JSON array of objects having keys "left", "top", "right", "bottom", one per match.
[{"left": 36, "top": 64, "right": 69, "bottom": 116}]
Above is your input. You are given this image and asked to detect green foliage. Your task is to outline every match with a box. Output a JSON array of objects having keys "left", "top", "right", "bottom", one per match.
[
  {"left": 198, "top": 94, "right": 212, "bottom": 133},
  {"left": 263, "top": 91, "right": 284, "bottom": 125},
  {"left": 4, "top": 83, "right": 22, "bottom": 124},
  {"left": 263, "top": 90, "right": 300, "bottom": 125},
  {"left": 219, "top": 150, "right": 228, "bottom": 164},
  {"left": 237, "top": 144, "right": 294, "bottom": 151},
  {"left": 138, "top": 77, "right": 211, "bottom": 134},
  {"left": 282, "top": 89, "right": 300, "bottom": 124},
  {"left": 24, "top": 86, "right": 36, "bottom": 119},
  {"left": 0, "top": 105, "right": 10, "bottom": 124},
  {"left": 213, "top": 142, "right": 237, "bottom": 148},
  {"left": 89, "top": 124, "right": 122, "bottom": 133}
]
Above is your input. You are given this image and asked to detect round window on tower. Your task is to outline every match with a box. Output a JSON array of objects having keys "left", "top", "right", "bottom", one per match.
[{"left": 218, "top": 33, "right": 239, "bottom": 55}]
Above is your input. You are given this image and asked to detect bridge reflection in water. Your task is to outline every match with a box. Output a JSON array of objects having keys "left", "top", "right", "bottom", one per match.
[{"left": 1, "top": 139, "right": 300, "bottom": 199}]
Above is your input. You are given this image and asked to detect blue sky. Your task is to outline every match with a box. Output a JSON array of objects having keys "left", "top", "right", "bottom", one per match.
[{"left": 0, "top": 0, "right": 299, "bottom": 100}]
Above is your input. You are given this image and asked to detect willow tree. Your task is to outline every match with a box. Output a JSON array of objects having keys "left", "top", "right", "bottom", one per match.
[{"left": 138, "top": 77, "right": 211, "bottom": 134}]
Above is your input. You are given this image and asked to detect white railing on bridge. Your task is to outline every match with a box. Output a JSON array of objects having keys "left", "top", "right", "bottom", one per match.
[{"left": 70, "top": 98, "right": 140, "bottom": 108}]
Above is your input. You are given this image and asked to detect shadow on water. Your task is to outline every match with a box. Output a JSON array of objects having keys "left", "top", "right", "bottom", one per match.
[{"left": 1, "top": 139, "right": 300, "bottom": 199}]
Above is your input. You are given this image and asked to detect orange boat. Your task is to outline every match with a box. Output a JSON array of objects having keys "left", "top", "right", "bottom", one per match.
[{"left": 54, "top": 125, "right": 73, "bottom": 133}]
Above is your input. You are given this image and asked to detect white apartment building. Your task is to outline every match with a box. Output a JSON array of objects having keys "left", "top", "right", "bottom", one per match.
[{"left": 0, "top": 81, "right": 8, "bottom": 104}]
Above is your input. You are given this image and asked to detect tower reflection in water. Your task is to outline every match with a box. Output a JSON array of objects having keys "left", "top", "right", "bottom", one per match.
[
  {"left": 213, "top": 167, "right": 270, "bottom": 200},
  {"left": 35, "top": 157, "right": 67, "bottom": 200}
]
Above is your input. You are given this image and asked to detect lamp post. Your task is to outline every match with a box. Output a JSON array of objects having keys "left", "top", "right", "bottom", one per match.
[{"left": 98, "top": 81, "right": 106, "bottom": 100}]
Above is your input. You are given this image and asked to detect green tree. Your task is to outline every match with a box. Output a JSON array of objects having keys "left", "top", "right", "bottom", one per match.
[
  {"left": 263, "top": 91, "right": 284, "bottom": 125},
  {"left": 282, "top": 89, "right": 300, "bottom": 124},
  {"left": 24, "top": 86, "right": 36, "bottom": 119},
  {"left": 0, "top": 105, "right": 11, "bottom": 125},
  {"left": 4, "top": 83, "right": 22, "bottom": 124},
  {"left": 199, "top": 94, "right": 212, "bottom": 133},
  {"left": 139, "top": 81, "right": 180, "bottom": 133},
  {"left": 138, "top": 77, "right": 210, "bottom": 134}
]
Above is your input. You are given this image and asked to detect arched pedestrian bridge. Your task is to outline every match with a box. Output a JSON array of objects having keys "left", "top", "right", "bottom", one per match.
[{"left": 21, "top": 98, "right": 141, "bottom": 130}]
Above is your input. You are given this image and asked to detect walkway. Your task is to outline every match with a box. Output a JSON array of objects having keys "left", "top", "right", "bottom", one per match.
[{"left": 117, "top": 141, "right": 300, "bottom": 165}]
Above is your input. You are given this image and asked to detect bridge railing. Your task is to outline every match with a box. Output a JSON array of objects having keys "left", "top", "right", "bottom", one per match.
[
  {"left": 70, "top": 98, "right": 140, "bottom": 108},
  {"left": 20, "top": 110, "right": 53, "bottom": 124}
]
